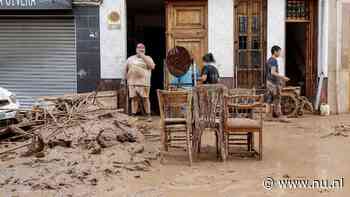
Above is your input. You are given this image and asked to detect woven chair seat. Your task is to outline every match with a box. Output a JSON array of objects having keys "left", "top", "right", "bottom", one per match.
[
  {"left": 225, "top": 118, "right": 261, "bottom": 129},
  {"left": 165, "top": 118, "right": 187, "bottom": 124}
]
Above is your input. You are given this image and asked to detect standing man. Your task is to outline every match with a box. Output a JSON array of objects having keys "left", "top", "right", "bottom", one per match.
[
  {"left": 125, "top": 43, "right": 155, "bottom": 121},
  {"left": 266, "top": 45, "right": 289, "bottom": 120}
]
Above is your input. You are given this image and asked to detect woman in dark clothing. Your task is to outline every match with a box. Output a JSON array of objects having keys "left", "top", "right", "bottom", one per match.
[{"left": 200, "top": 53, "right": 220, "bottom": 84}]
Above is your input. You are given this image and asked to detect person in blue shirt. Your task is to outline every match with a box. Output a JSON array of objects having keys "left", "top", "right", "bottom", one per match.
[
  {"left": 266, "top": 45, "right": 289, "bottom": 119},
  {"left": 170, "top": 63, "right": 200, "bottom": 89}
]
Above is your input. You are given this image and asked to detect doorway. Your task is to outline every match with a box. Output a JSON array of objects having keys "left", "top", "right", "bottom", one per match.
[
  {"left": 165, "top": 1, "right": 208, "bottom": 89},
  {"left": 285, "top": 0, "right": 318, "bottom": 98},
  {"left": 127, "top": 0, "right": 208, "bottom": 113},
  {"left": 127, "top": 0, "right": 165, "bottom": 114},
  {"left": 286, "top": 23, "right": 307, "bottom": 95}
]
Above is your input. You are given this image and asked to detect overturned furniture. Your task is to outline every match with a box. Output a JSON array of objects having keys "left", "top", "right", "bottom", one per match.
[
  {"left": 281, "top": 86, "right": 314, "bottom": 117},
  {"left": 165, "top": 46, "right": 197, "bottom": 90}
]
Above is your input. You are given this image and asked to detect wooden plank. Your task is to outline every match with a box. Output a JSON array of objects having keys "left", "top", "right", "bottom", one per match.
[{"left": 16, "top": 120, "right": 45, "bottom": 128}]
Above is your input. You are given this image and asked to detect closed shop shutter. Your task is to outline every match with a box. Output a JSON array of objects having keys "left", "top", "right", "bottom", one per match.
[{"left": 0, "top": 18, "right": 77, "bottom": 108}]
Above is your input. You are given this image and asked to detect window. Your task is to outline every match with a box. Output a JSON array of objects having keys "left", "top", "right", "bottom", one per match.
[
  {"left": 235, "top": 0, "right": 266, "bottom": 88},
  {"left": 286, "top": 0, "right": 310, "bottom": 21}
]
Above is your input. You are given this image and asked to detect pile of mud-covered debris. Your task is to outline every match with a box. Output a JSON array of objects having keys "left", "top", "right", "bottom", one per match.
[{"left": 0, "top": 92, "right": 159, "bottom": 193}]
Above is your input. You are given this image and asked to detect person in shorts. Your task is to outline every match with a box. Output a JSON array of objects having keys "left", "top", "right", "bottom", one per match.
[
  {"left": 266, "top": 45, "right": 290, "bottom": 119},
  {"left": 125, "top": 43, "right": 155, "bottom": 121}
]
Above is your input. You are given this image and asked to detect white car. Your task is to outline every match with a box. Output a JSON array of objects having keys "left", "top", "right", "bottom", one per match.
[{"left": 0, "top": 87, "right": 19, "bottom": 121}]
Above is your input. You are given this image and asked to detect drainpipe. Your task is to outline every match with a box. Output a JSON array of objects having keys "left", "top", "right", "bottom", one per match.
[
  {"left": 317, "top": 0, "right": 323, "bottom": 77},
  {"left": 315, "top": 0, "right": 329, "bottom": 110},
  {"left": 315, "top": 0, "right": 324, "bottom": 110},
  {"left": 336, "top": 0, "right": 342, "bottom": 114},
  {"left": 324, "top": 0, "right": 329, "bottom": 78}
]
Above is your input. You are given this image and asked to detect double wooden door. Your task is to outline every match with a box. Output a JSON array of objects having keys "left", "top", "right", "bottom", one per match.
[
  {"left": 165, "top": 0, "right": 266, "bottom": 89},
  {"left": 234, "top": 0, "right": 267, "bottom": 89},
  {"left": 165, "top": 0, "right": 208, "bottom": 88}
]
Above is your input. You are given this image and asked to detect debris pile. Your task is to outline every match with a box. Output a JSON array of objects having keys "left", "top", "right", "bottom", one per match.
[
  {"left": 0, "top": 92, "right": 160, "bottom": 193},
  {"left": 321, "top": 123, "right": 350, "bottom": 138}
]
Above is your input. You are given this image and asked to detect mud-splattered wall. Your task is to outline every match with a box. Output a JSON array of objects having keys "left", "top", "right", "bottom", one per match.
[
  {"left": 342, "top": 2, "right": 350, "bottom": 69},
  {"left": 343, "top": 1, "right": 350, "bottom": 111}
]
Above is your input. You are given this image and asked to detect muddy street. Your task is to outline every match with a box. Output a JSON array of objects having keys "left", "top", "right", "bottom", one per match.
[{"left": 0, "top": 114, "right": 349, "bottom": 197}]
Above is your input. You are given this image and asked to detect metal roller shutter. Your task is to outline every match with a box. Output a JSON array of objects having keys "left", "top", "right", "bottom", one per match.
[{"left": 0, "top": 18, "right": 77, "bottom": 108}]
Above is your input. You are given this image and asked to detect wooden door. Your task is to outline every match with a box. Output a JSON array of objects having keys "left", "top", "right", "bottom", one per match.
[
  {"left": 286, "top": 0, "right": 318, "bottom": 97},
  {"left": 234, "top": 0, "right": 267, "bottom": 89},
  {"left": 165, "top": 0, "right": 208, "bottom": 89}
]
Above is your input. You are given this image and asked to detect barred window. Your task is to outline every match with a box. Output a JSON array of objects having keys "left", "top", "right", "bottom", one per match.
[{"left": 286, "top": 0, "right": 310, "bottom": 21}]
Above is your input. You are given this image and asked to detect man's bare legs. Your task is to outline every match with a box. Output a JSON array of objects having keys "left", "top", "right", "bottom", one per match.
[
  {"left": 130, "top": 97, "right": 152, "bottom": 122},
  {"left": 143, "top": 97, "right": 152, "bottom": 122}
]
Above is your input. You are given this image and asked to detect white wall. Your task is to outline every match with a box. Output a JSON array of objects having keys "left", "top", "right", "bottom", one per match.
[
  {"left": 267, "top": 0, "right": 286, "bottom": 75},
  {"left": 100, "top": 0, "right": 126, "bottom": 79},
  {"left": 208, "top": 0, "right": 234, "bottom": 78},
  {"left": 99, "top": 0, "right": 287, "bottom": 80},
  {"left": 327, "top": 0, "right": 350, "bottom": 113},
  {"left": 209, "top": 0, "right": 287, "bottom": 78}
]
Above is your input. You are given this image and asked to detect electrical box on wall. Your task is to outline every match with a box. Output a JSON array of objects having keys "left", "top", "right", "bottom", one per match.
[{"left": 107, "top": 10, "right": 121, "bottom": 29}]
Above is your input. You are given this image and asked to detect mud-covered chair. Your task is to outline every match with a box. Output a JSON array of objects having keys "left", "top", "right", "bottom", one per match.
[
  {"left": 224, "top": 95, "right": 264, "bottom": 160},
  {"left": 193, "top": 84, "right": 227, "bottom": 161},
  {"left": 227, "top": 89, "right": 256, "bottom": 152},
  {"left": 157, "top": 90, "right": 193, "bottom": 166}
]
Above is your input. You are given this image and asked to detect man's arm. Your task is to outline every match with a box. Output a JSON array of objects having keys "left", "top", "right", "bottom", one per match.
[
  {"left": 271, "top": 67, "right": 289, "bottom": 81},
  {"left": 140, "top": 54, "right": 156, "bottom": 70},
  {"left": 200, "top": 74, "right": 208, "bottom": 82},
  {"left": 124, "top": 60, "right": 129, "bottom": 80},
  {"left": 199, "top": 66, "right": 208, "bottom": 82}
]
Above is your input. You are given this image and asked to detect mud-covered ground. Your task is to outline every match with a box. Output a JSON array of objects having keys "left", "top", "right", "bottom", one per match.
[{"left": 1, "top": 114, "right": 350, "bottom": 197}]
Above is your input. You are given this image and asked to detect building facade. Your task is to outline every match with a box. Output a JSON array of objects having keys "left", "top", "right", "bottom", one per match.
[
  {"left": 326, "top": 0, "right": 350, "bottom": 113},
  {"left": 0, "top": 0, "right": 100, "bottom": 107},
  {"left": 0, "top": 0, "right": 349, "bottom": 113},
  {"left": 99, "top": 0, "right": 347, "bottom": 112}
]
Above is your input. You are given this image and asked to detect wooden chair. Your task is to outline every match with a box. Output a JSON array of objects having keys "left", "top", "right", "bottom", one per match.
[
  {"left": 223, "top": 94, "right": 264, "bottom": 160},
  {"left": 193, "top": 84, "right": 227, "bottom": 161},
  {"left": 157, "top": 90, "right": 193, "bottom": 166},
  {"left": 227, "top": 88, "right": 256, "bottom": 152}
]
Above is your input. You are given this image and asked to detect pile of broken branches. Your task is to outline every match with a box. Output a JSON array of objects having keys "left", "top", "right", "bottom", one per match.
[
  {"left": 0, "top": 92, "right": 136, "bottom": 157},
  {"left": 0, "top": 92, "right": 161, "bottom": 192}
]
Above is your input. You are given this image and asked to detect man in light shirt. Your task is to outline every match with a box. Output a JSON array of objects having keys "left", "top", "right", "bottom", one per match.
[{"left": 125, "top": 43, "right": 155, "bottom": 121}]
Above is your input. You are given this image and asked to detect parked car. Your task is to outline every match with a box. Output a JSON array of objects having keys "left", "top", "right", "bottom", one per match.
[{"left": 0, "top": 87, "right": 19, "bottom": 121}]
